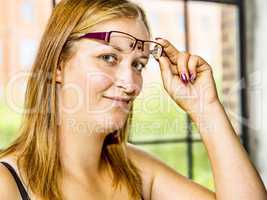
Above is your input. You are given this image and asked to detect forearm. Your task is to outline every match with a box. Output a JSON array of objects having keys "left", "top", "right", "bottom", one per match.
[{"left": 190, "top": 101, "right": 267, "bottom": 200}]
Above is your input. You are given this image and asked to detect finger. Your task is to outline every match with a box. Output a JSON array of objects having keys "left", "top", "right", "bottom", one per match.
[
  {"left": 188, "top": 55, "right": 198, "bottom": 83},
  {"left": 157, "top": 56, "right": 173, "bottom": 89},
  {"left": 154, "top": 43, "right": 178, "bottom": 75},
  {"left": 170, "top": 63, "right": 179, "bottom": 76},
  {"left": 155, "top": 38, "right": 180, "bottom": 64},
  {"left": 159, "top": 54, "right": 178, "bottom": 75},
  {"left": 177, "top": 52, "right": 190, "bottom": 83},
  {"left": 195, "top": 56, "right": 212, "bottom": 74}
]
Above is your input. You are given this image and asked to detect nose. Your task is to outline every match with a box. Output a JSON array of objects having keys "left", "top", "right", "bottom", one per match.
[{"left": 114, "top": 65, "right": 139, "bottom": 95}]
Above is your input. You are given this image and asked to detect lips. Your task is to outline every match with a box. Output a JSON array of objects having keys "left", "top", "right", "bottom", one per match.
[{"left": 103, "top": 96, "right": 131, "bottom": 103}]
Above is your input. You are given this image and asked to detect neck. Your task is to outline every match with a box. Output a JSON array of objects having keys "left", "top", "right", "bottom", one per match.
[{"left": 59, "top": 117, "right": 110, "bottom": 182}]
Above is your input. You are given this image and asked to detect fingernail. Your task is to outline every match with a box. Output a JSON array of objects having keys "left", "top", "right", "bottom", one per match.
[
  {"left": 190, "top": 73, "right": 195, "bottom": 82},
  {"left": 181, "top": 73, "right": 188, "bottom": 83}
]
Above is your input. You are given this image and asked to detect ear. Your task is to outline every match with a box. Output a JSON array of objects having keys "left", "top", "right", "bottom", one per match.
[{"left": 56, "top": 68, "right": 62, "bottom": 84}]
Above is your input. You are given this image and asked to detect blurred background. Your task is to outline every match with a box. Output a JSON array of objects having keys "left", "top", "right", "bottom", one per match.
[{"left": 0, "top": 0, "right": 266, "bottom": 191}]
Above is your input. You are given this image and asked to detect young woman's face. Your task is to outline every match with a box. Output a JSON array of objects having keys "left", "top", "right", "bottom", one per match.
[{"left": 60, "top": 18, "right": 150, "bottom": 134}]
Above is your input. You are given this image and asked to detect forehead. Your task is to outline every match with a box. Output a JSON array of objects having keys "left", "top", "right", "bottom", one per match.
[{"left": 89, "top": 18, "right": 150, "bottom": 41}]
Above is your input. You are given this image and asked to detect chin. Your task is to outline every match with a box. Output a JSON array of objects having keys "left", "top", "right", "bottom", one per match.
[{"left": 92, "top": 112, "right": 127, "bottom": 134}]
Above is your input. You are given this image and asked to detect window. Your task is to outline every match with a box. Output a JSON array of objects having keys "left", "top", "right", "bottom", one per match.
[
  {"left": 0, "top": 41, "right": 2, "bottom": 66},
  {"left": 19, "top": 39, "right": 37, "bottom": 69},
  {"left": 21, "top": 1, "right": 35, "bottom": 24}
]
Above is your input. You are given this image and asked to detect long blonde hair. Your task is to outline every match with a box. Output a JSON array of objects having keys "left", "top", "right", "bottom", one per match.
[{"left": 0, "top": 0, "right": 151, "bottom": 199}]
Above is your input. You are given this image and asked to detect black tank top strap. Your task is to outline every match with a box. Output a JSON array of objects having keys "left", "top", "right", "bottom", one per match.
[{"left": 0, "top": 161, "right": 31, "bottom": 200}]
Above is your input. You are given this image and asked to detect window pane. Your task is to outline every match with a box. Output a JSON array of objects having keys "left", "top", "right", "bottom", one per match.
[
  {"left": 139, "top": 143, "right": 187, "bottom": 176},
  {"left": 187, "top": 2, "right": 242, "bottom": 137},
  {"left": 193, "top": 142, "right": 214, "bottom": 191}
]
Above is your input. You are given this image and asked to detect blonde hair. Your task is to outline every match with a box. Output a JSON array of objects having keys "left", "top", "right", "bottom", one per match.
[{"left": 0, "top": 0, "right": 151, "bottom": 199}]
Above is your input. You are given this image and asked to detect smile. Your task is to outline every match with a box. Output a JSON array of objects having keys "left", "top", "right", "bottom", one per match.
[{"left": 103, "top": 96, "right": 130, "bottom": 107}]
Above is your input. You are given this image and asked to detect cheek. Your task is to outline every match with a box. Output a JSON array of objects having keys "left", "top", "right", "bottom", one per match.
[{"left": 85, "top": 70, "right": 114, "bottom": 93}]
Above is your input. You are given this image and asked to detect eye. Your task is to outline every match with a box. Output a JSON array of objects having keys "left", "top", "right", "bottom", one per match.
[
  {"left": 133, "top": 61, "right": 147, "bottom": 72},
  {"left": 100, "top": 54, "right": 118, "bottom": 64}
]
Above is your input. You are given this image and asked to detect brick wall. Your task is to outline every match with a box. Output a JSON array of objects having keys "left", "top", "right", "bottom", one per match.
[
  {"left": 0, "top": 0, "right": 51, "bottom": 102},
  {"left": 221, "top": 5, "right": 241, "bottom": 136}
]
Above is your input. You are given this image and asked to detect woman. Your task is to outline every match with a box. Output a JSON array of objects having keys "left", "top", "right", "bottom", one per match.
[{"left": 0, "top": 0, "right": 266, "bottom": 200}]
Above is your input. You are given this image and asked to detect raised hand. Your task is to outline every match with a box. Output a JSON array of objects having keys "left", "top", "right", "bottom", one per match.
[{"left": 155, "top": 38, "right": 220, "bottom": 117}]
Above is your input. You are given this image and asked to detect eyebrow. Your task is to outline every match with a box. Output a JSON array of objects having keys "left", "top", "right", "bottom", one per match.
[
  {"left": 138, "top": 55, "right": 149, "bottom": 60},
  {"left": 97, "top": 45, "right": 149, "bottom": 60},
  {"left": 112, "top": 46, "right": 149, "bottom": 60}
]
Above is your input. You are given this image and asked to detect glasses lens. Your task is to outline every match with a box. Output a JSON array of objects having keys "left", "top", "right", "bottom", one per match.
[
  {"left": 109, "top": 32, "right": 162, "bottom": 59},
  {"left": 144, "top": 41, "right": 162, "bottom": 59},
  {"left": 109, "top": 32, "right": 136, "bottom": 52}
]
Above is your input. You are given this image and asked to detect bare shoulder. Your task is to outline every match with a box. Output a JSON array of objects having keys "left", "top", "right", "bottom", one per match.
[
  {"left": 125, "top": 142, "right": 158, "bottom": 200},
  {"left": 126, "top": 142, "right": 161, "bottom": 168},
  {"left": 126, "top": 142, "right": 216, "bottom": 200},
  {"left": 126, "top": 142, "right": 169, "bottom": 174},
  {"left": 0, "top": 157, "right": 21, "bottom": 200}
]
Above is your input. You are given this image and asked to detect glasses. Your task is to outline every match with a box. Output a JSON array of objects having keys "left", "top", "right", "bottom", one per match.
[{"left": 79, "top": 31, "right": 164, "bottom": 60}]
